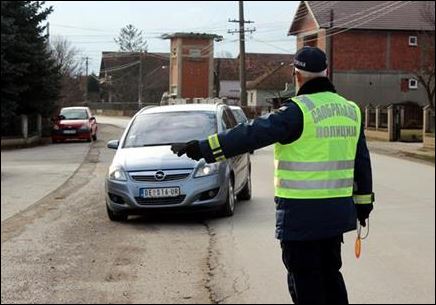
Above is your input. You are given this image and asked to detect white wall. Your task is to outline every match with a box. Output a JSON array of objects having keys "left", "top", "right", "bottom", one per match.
[{"left": 220, "top": 80, "right": 240, "bottom": 99}]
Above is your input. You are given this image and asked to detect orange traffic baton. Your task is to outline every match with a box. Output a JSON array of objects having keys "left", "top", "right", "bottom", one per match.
[{"left": 355, "top": 220, "right": 369, "bottom": 259}]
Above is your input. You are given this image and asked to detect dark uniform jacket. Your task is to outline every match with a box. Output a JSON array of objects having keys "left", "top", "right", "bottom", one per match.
[{"left": 198, "top": 77, "right": 373, "bottom": 241}]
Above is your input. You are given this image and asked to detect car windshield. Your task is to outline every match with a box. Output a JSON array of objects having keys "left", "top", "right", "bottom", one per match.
[
  {"left": 231, "top": 109, "right": 247, "bottom": 124},
  {"left": 60, "top": 109, "right": 88, "bottom": 120},
  {"left": 123, "top": 111, "right": 217, "bottom": 148}
]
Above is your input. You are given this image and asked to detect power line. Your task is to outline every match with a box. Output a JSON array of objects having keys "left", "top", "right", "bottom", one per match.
[
  {"left": 227, "top": 1, "right": 256, "bottom": 107},
  {"left": 288, "top": 1, "right": 400, "bottom": 36},
  {"left": 301, "top": 1, "right": 412, "bottom": 45},
  {"left": 251, "top": 38, "right": 291, "bottom": 53},
  {"left": 100, "top": 61, "right": 141, "bottom": 74}
]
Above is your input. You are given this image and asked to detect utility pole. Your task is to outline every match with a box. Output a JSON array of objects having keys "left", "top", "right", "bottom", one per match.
[
  {"left": 138, "top": 52, "right": 143, "bottom": 109},
  {"left": 329, "top": 9, "right": 334, "bottom": 82},
  {"left": 84, "top": 57, "right": 89, "bottom": 103},
  {"left": 228, "top": 1, "right": 255, "bottom": 108}
]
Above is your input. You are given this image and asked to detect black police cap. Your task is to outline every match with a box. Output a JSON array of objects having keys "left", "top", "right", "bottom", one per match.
[{"left": 293, "top": 46, "right": 328, "bottom": 72}]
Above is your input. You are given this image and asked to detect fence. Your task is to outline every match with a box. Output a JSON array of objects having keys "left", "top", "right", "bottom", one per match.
[
  {"left": 379, "top": 107, "right": 388, "bottom": 129},
  {"left": 2, "top": 116, "right": 22, "bottom": 137},
  {"left": 1, "top": 114, "right": 43, "bottom": 148},
  {"left": 423, "top": 106, "right": 435, "bottom": 149}
]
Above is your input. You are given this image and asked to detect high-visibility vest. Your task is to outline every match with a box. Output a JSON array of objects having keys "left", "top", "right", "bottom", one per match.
[{"left": 274, "top": 92, "right": 361, "bottom": 199}]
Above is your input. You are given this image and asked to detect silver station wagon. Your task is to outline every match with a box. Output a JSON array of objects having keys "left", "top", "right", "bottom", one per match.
[{"left": 105, "top": 103, "right": 251, "bottom": 221}]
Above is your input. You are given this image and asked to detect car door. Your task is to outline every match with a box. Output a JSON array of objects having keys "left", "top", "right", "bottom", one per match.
[{"left": 222, "top": 107, "right": 248, "bottom": 193}]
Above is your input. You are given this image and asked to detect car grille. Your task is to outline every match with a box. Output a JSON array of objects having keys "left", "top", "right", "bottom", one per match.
[
  {"left": 135, "top": 195, "right": 186, "bottom": 205},
  {"left": 131, "top": 173, "right": 190, "bottom": 182}
]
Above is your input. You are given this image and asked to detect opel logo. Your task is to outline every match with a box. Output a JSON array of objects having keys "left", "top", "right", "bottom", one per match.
[{"left": 154, "top": 170, "right": 166, "bottom": 181}]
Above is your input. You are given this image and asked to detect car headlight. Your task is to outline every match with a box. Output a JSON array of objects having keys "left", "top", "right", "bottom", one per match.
[
  {"left": 194, "top": 162, "right": 219, "bottom": 178},
  {"left": 108, "top": 165, "right": 127, "bottom": 181}
]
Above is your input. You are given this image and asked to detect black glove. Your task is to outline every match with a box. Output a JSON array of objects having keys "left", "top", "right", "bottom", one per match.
[
  {"left": 355, "top": 204, "right": 373, "bottom": 227},
  {"left": 171, "top": 140, "right": 203, "bottom": 161}
]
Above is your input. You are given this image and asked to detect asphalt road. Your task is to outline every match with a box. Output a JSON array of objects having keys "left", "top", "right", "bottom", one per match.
[
  {"left": 1, "top": 142, "right": 91, "bottom": 221},
  {"left": 1, "top": 123, "right": 435, "bottom": 304}
]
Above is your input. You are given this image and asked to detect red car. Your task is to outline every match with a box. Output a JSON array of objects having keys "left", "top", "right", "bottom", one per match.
[{"left": 52, "top": 107, "right": 98, "bottom": 143}]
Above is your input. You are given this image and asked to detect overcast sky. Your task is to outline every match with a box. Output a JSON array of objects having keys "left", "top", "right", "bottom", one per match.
[{"left": 45, "top": 1, "right": 300, "bottom": 73}]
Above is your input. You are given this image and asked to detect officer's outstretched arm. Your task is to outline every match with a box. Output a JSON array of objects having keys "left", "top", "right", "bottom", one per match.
[{"left": 198, "top": 103, "right": 303, "bottom": 163}]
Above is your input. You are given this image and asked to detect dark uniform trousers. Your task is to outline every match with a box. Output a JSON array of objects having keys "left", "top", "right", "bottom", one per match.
[{"left": 281, "top": 235, "right": 349, "bottom": 304}]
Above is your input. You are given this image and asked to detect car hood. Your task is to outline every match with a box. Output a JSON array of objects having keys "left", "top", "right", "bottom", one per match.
[
  {"left": 113, "top": 145, "right": 198, "bottom": 171},
  {"left": 58, "top": 119, "right": 88, "bottom": 127}
]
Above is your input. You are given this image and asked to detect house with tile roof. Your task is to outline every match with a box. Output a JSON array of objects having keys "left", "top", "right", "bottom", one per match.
[
  {"left": 99, "top": 52, "right": 169, "bottom": 104},
  {"left": 289, "top": 1, "right": 435, "bottom": 134},
  {"left": 214, "top": 53, "right": 294, "bottom": 106}
]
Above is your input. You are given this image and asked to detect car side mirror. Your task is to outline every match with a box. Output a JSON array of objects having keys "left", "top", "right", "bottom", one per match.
[{"left": 107, "top": 140, "right": 119, "bottom": 150}]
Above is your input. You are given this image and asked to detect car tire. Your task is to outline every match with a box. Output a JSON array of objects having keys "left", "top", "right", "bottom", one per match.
[
  {"left": 107, "top": 206, "right": 128, "bottom": 222},
  {"left": 219, "top": 178, "right": 236, "bottom": 217},
  {"left": 92, "top": 133, "right": 97, "bottom": 141},
  {"left": 237, "top": 171, "right": 252, "bottom": 201}
]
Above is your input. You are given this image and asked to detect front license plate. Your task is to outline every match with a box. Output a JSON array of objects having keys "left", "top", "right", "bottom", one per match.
[
  {"left": 141, "top": 187, "right": 180, "bottom": 198},
  {"left": 63, "top": 130, "right": 76, "bottom": 134}
]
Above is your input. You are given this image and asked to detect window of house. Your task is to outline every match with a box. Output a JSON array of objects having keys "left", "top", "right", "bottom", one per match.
[
  {"left": 409, "top": 78, "right": 418, "bottom": 89},
  {"left": 250, "top": 92, "right": 254, "bottom": 104},
  {"left": 409, "top": 36, "right": 418, "bottom": 46},
  {"left": 189, "top": 49, "right": 201, "bottom": 58}
]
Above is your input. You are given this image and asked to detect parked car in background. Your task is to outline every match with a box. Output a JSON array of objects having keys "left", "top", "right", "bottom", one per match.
[
  {"left": 230, "top": 105, "right": 254, "bottom": 154},
  {"left": 52, "top": 107, "right": 98, "bottom": 143},
  {"left": 105, "top": 103, "right": 252, "bottom": 221}
]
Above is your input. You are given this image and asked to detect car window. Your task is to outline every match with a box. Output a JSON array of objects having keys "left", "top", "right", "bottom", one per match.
[
  {"left": 123, "top": 111, "right": 217, "bottom": 148},
  {"left": 60, "top": 109, "right": 89, "bottom": 120},
  {"left": 231, "top": 109, "right": 248, "bottom": 124},
  {"left": 222, "top": 108, "right": 237, "bottom": 129}
]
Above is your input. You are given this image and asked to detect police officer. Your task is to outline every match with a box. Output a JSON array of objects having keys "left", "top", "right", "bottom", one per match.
[{"left": 171, "top": 46, "right": 374, "bottom": 304}]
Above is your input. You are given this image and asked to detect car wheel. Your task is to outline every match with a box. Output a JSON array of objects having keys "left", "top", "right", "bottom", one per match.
[
  {"left": 237, "top": 171, "right": 252, "bottom": 201},
  {"left": 92, "top": 133, "right": 97, "bottom": 141},
  {"left": 106, "top": 206, "right": 128, "bottom": 222},
  {"left": 219, "top": 178, "right": 236, "bottom": 217}
]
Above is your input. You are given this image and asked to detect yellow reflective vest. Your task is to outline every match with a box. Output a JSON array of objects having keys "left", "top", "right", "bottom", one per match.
[{"left": 274, "top": 92, "right": 361, "bottom": 199}]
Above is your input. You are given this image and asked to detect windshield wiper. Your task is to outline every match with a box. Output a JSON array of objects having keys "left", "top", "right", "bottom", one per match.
[{"left": 142, "top": 143, "right": 175, "bottom": 147}]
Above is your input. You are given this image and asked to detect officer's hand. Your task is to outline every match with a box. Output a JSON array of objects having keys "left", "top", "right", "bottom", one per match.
[
  {"left": 171, "top": 140, "right": 203, "bottom": 161},
  {"left": 355, "top": 204, "right": 373, "bottom": 227}
]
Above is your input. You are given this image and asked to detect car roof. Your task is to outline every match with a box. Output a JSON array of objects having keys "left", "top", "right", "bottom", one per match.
[
  {"left": 138, "top": 104, "right": 222, "bottom": 115},
  {"left": 60, "top": 107, "right": 89, "bottom": 111},
  {"left": 229, "top": 106, "right": 243, "bottom": 111}
]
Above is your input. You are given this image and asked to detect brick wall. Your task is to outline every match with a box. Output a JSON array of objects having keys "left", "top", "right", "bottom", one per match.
[
  {"left": 181, "top": 60, "right": 209, "bottom": 98},
  {"left": 331, "top": 30, "right": 431, "bottom": 72},
  {"left": 333, "top": 31, "right": 387, "bottom": 71},
  {"left": 390, "top": 32, "right": 432, "bottom": 71},
  {"left": 180, "top": 38, "right": 211, "bottom": 98}
]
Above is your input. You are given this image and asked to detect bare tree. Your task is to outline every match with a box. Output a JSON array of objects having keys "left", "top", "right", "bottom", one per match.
[
  {"left": 50, "top": 35, "right": 86, "bottom": 107},
  {"left": 415, "top": 1, "right": 435, "bottom": 110},
  {"left": 51, "top": 35, "right": 85, "bottom": 77}
]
